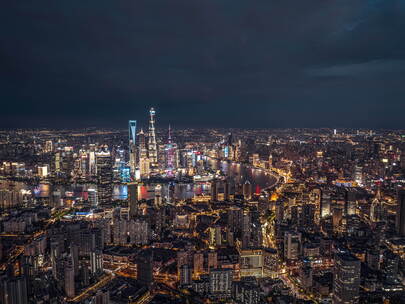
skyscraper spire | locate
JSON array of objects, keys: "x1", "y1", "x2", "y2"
[
  {"x1": 129, "y1": 120, "x2": 137, "y2": 145},
  {"x1": 138, "y1": 128, "x2": 147, "y2": 158},
  {"x1": 165, "y1": 124, "x2": 177, "y2": 175},
  {"x1": 129, "y1": 120, "x2": 137, "y2": 175},
  {"x1": 148, "y1": 107, "x2": 158, "y2": 166}
]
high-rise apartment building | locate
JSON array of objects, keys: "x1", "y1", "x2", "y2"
[
  {"x1": 209, "y1": 268, "x2": 233, "y2": 297},
  {"x1": 284, "y1": 231, "x2": 301, "y2": 261},
  {"x1": 333, "y1": 253, "x2": 360, "y2": 304},
  {"x1": 395, "y1": 189, "x2": 405, "y2": 236},
  {"x1": 128, "y1": 182, "x2": 138, "y2": 219},
  {"x1": 96, "y1": 150, "x2": 112, "y2": 204}
]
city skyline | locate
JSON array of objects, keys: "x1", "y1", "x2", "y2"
[
  {"x1": 2, "y1": 1, "x2": 405, "y2": 303},
  {"x1": 1, "y1": 118, "x2": 405, "y2": 303}
]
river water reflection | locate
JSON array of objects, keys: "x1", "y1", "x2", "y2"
[{"x1": 0, "y1": 158, "x2": 277, "y2": 202}]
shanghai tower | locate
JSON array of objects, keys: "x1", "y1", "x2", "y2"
[{"x1": 148, "y1": 107, "x2": 158, "y2": 167}]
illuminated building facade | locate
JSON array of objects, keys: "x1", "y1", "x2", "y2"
[
  {"x1": 129, "y1": 120, "x2": 137, "y2": 175},
  {"x1": 139, "y1": 157, "x2": 150, "y2": 178},
  {"x1": 239, "y1": 249, "x2": 263, "y2": 278},
  {"x1": 148, "y1": 108, "x2": 158, "y2": 168},
  {"x1": 95, "y1": 150, "x2": 112, "y2": 204},
  {"x1": 128, "y1": 182, "x2": 138, "y2": 218},
  {"x1": 333, "y1": 253, "x2": 360, "y2": 304},
  {"x1": 284, "y1": 231, "x2": 301, "y2": 261},
  {"x1": 164, "y1": 126, "x2": 178, "y2": 175},
  {"x1": 137, "y1": 129, "x2": 147, "y2": 160},
  {"x1": 396, "y1": 189, "x2": 405, "y2": 236}
]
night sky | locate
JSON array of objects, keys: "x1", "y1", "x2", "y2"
[{"x1": 1, "y1": 0, "x2": 405, "y2": 129}]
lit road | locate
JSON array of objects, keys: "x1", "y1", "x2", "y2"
[
  {"x1": 68, "y1": 273, "x2": 113, "y2": 302},
  {"x1": 279, "y1": 273, "x2": 308, "y2": 300},
  {"x1": 0, "y1": 245, "x2": 24, "y2": 271},
  {"x1": 131, "y1": 291, "x2": 154, "y2": 304},
  {"x1": 0, "y1": 208, "x2": 72, "y2": 271}
]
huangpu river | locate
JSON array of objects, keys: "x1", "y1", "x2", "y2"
[{"x1": 0, "y1": 158, "x2": 277, "y2": 202}]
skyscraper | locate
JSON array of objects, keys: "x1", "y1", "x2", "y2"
[
  {"x1": 382, "y1": 250, "x2": 399, "y2": 284},
  {"x1": 211, "y1": 180, "x2": 218, "y2": 202},
  {"x1": 193, "y1": 251, "x2": 204, "y2": 276},
  {"x1": 395, "y1": 189, "x2": 405, "y2": 236},
  {"x1": 90, "y1": 250, "x2": 103, "y2": 276},
  {"x1": 241, "y1": 210, "x2": 251, "y2": 249},
  {"x1": 137, "y1": 129, "x2": 149, "y2": 179},
  {"x1": 148, "y1": 107, "x2": 158, "y2": 167},
  {"x1": 137, "y1": 129, "x2": 147, "y2": 159},
  {"x1": 333, "y1": 253, "x2": 360, "y2": 304},
  {"x1": 232, "y1": 277, "x2": 260, "y2": 304},
  {"x1": 129, "y1": 120, "x2": 137, "y2": 175},
  {"x1": 0, "y1": 276, "x2": 28, "y2": 304},
  {"x1": 353, "y1": 165, "x2": 363, "y2": 186},
  {"x1": 154, "y1": 184, "x2": 162, "y2": 207},
  {"x1": 45, "y1": 140, "x2": 53, "y2": 153},
  {"x1": 164, "y1": 125, "x2": 178, "y2": 175},
  {"x1": 128, "y1": 182, "x2": 138, "y2": 219},
  {"x1": 301, "y1": 204, "x2": 315, "y2": 228},
  {"x1": 243, "y1": 181, "x2": 252, "y2": 201},
  {"x1": 88, "y1": 188, "x2": 98, "y2": 207},
  {"x1": 209, "y1": 226, "x2": 222, "y2": 248},
  {"x1": 89, "y1": 149, "x2": 96, "y2": 176},
  {"x1": 284, "y1": 231, "x2": 301, "y2": 261},
  {"x1": 96, "y1": 150, "x2": 112, "y2": 204},
  {"x1": 129, "y1": 120, "x2": 137, "y2": 145},
  {"x1": 209, "y1": 268, "x2": 233, "y2": 297},
  {"x1": 227, "y1": 207, "x2": 242, "y2": 234},
  {"x1": 223, "y1": 180, "x2": 230, "y2": 201},
  {"x1": 207, "y1": 251, "x2": 218, "y2": 271},
  {"x1": 139, "y1": 158, "x2": 150, "y2": 178},
  {"x1": 321, "y1": 190, "x2": 332, "y2": 218},
  {"x1": 275, "y1": 200, "x2": 284, "y2": 223},
  {"x1": 136, "y1": 252, "x2": 153, "y2": 288},
  {"x1": 180, "y1": 264, "x2": 193, "y2": 286},
  {"x1": 128, "y1": 219, "x2": 150, "y2": 245},
  {"x1": 64, "y1": 258, "x2": 75, "y2": 298}
]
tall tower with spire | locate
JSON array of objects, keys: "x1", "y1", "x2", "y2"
[
  {"x1": 148, "y1": 107, "x2": 158, "y2": 167},
  {"x1": 165, "y1": 125, "x2": 177, "y2": 175},
  {"x1": 138, "y1": 128, "x2": 150, "y2": 178},
  {"x1": 138, "y1": 129, "x2": 147, "y2": 159},
  {"x1": 129, "y1": 120, "x2": 137, "y2": 175},
  {"x1": 168, "y1": 124, "x2": 172, "y2": 144}
]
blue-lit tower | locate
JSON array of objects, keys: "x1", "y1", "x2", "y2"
[{"x1": 129, "y1": 120, "x2": 137, "y2": 145}]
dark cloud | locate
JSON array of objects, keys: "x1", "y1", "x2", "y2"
[{"x1": 1, "y1": 0, "x2": 404, "y2": 129}]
